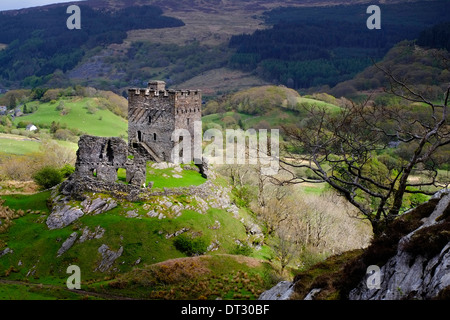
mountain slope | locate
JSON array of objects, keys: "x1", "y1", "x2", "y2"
[{"x1": 329, "y1": 40, "x2": 450, "y2": 99}]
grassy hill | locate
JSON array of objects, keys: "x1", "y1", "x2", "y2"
[
  {"x1": 13, "y1": 97, "x2": 128, "y2": 139},
  {"x1": 0, "y1": 133, "x2": 78, "y2": 156},
  {"x1": 202, "y1": 85, "x2": 342, "y2": 131},
  {"x1": 0, "y1": 168, "x2": 277, "y2": 300}
]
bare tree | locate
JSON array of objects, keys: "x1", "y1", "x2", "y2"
[
  {"x1": 269, "y1": 224, "x2": 299, "y2": 274},
  {"x1": 279, "y1": 69, "x2": 450, "y2": 234}
]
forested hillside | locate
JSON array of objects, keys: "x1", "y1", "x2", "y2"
[
  {"x1": 329, "y1": 41, "x2": 450, "y2": 99},
  {"x1": 0, "y1": 5, "x2": 183, "y2": 88},
  {"x1": 229, "y1": 1, "x2": 450, "y2": 89},
  {"x1": 417, "y1": 21, "x2": 450, "y2": 51}
]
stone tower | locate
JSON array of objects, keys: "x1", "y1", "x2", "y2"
[{"x1": 127, "y1": 80, "x2": 202, "y2": 163}]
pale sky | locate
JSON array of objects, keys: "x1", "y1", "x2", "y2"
[{"x1": 0, "y1": 0, "x2": 86, "y2": 11}]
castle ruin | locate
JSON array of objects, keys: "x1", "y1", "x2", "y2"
[
  {"x1": 66, "y1": 81, "x2": 203, "y2": 196},
  {"x1": 127, "y1": 80, "x2": 202, "y2": 163}
]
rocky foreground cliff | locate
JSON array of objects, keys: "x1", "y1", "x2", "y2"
[{"x1": 260, "y1": 190, "x2": 450, "y2": 300}]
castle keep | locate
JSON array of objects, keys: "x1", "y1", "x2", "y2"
[
  {"x1": 128, "y1": 80, "x2": 202, "y2": 163},
  {"x1": 69, "y1": 81, "x2": 203, "y2": 191}
]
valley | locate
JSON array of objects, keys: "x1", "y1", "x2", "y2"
[{"x1": 0, "y1": 0, "x2": 449, "y2": 303}]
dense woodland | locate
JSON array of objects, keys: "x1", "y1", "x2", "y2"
[
  {"x1": 0, "y1": 5, "x2": 183, "y2": 87},
  {"x1": 417, "y1": 21, "x2": 450, "y2": 52},
  {"x1": 229, "y1": 1, "x2": 450, "y2": 89}
]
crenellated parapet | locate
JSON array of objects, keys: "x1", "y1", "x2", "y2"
[{"x1": 127, "y1": 80, "x2": 202, "y2": 163}]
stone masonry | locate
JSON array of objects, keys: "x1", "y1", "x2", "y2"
[
  {"x1": 128, "y1": 80, "x2": 202, "y2": 163},
  {"x1": 62, "y1": 81, "x2": 204, "y2": 198}
]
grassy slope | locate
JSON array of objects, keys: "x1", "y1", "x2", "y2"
[
  {"x1": 0, "y1": 135, "x2": 41, "y2": 155},
  {"x1": 0, "y1": 171, "x2": 276, "y2": 300},
  {"x1": 99, "y1": 254, "x2": 273, "y2": 300},
  {"x1": 1, "y1": 96, "x2": 126, "y2": 156},
  {"x1": 13, "y1": 97, "x2": 128, "y2": 138},
  {"x1": 0, "y1": 134, "x2": 78, "y2": 155},
  {"x1": 296, "y1": 97, "x2": 341, "y2": 112}
]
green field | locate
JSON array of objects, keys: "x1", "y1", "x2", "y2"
[
  {"x1": 0, "y1": 136, "x2": 41, "y2": 155},
  {"x1": 116, "y1": 163, "x2": 208, "y2": 189},
  {"x1": 0, "y1": 282, "x2": 87, "y2": 300},
  {"x1": 202, "y1": 92, "x2": 341, "y2": 131},
  {"x1": 14, "y1": 98, "x2": 128, "y2": 138},
  {"x1": 0, "y1": 134, "x2": 78, "y2": 155},
  {"x1": 296, "y1": 97, "x2": 341, "y2": 113}
]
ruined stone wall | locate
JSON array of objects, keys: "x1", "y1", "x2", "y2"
[
  {"x1": 74, "y1": 135, "x2": 145, "y2": 187},
  {"x1": 68, "y1": 81, "x2": 204, "y2": 199},
  {"x1": 74, "y1": 135, "x2": 128, "y2": 183}
]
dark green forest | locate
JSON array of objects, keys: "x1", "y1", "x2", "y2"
[
  {"x1": 229, "y1": 1, "x2": 450, "y2": 89},
  {"x1": 417, "y1": 22, "x2": 450, "y2": 52},
  {"x1": 0, "y1": 5, "x2": 184, "y2": 87}
]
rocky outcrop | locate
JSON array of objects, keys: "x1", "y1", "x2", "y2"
[
  {"x1": 46, "y1": 204, "x2": 84, "y2": 230},
  {"x1": 47, "y1": 193, "x2": 118, "y2": 230},
  {"x1": 349, "y1": 191, "x2": 450, "y2": 300},
  {"x1": 95, "y1": 244, "x2": 124, "y2": 273},
  {"x1": 57, "y1": 232, "x2": 78, "y2": 257},
  {"x1": 56, "y1": 226, "x2": 106, "y2": 257},
  {"x1": 78, "y1": 226, "x2": 105, "y2": 243},
  {"x1": 259, "y1": 281, "x2": 294, "y2": 300},
  {"x1": 260, "y1": 190, "x2": 450, "y2": 300},
  {"x1": 81, "y1": 197, "x2": 117, "y2": 215}
]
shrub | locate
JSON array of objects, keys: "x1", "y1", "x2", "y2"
[
  {"x1": 232, "y1": 243, "x2": 253, "y2": 256},
  {"x1": 16, "y1": 121, "x2": 30, "y2": 129},
  {"x1": 54, "y1": 129, "x2": 74, "y2": 141},
  {"x1": 403, "y1": 222, "x2": 450, "y2": 258},
  {"x1": 32, "y1": 166, "x2": 63, "y2": 190},
  {"x1": 232, "y1": 185, "x2": 255, "y2": 208},
  {"x1": 174, "y1": 234, "x2": 208, "y2": 256},
  {"x1": 55, "y1": 101, "x2": 65, "y2": 111},
  {"x1": 60, "y1": 164, "x2": 75, "y2": 178}
]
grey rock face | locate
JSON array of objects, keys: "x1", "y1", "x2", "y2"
[
  {"x1": 46, "y1": 205, "x2": 84, "y2": 230},
  {"x1": 0, "y1": 247, "x2": 13, "y2": 258},
  {"x1": 349, "y1": 244, "x2": 450, "y2": 300},
  {"x1": 304, "y1": 288, "x2": 322, "y2": 300},
  {"x1": 57, "y1": 232, "x2": 79, "y2": 257},
  {"x1": 258, "y1": 281, "x2": 294, "y2": 300},
  {"x1": 81, "y1": 197, "x2": 117, "y2": 215},
  {"x1": 349, "y1": 192, "x2": 450, "y2": 300},
  {"x1": 95, "y1": 244, "x2": 124, "y2": 273}
]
